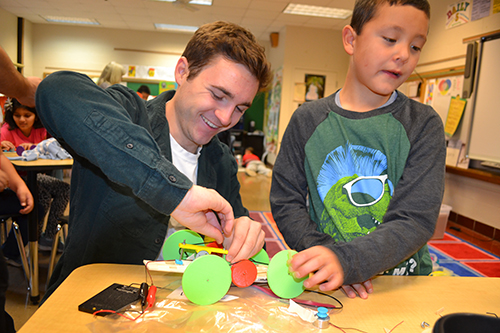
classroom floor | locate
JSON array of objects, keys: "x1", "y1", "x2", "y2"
[{"x1": 5, "y1": 172, "x2": 500, "y2": 331}]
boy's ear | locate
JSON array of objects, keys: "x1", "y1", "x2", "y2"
[
  {"x1": 342, "y1": 25, "x2": 356, "y2": 55},
  {"x1": 174, "y1": 56, "x2": 189, "y2": 86}
]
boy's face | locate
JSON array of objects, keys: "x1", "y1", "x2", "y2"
[
  {"x1": 168, "y1": 55, "x2": 259, "y2": 154},
  {"x1": 346, "y1": 4, "x2": 429, "y2": 99}
]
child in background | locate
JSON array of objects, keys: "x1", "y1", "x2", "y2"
[
  {"x1": 97, "y1": 61, "x2": 125, "y2": 89},
  {"x1": 271, "y1": 0, "x2": 445, "y2": 299},
  {"x1": 137, "y1": 85, "x2": 152, "y2": 101},
  {"x1": 1, "y1": 99, "x2": 46, "y2": 151},
  {"x1": 242, "y1": 147, "x2": 272, "y2": 177},
  {"x1": 1, "y1": 98, "x2": 70, "y2": 257}
]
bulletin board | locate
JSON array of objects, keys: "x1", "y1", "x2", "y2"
[{"x1": 406, "y1": 66, "x2": 465, "y2": 127}]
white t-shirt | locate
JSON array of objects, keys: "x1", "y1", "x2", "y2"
[{"x1": 156, "y1": 134, "x2": 201, "y2": 260}]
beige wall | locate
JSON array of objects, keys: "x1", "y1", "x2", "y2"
[
  {"x1": 0, "y1": 7, "x2": 19, "y2": 64},
  {"x1": 276, "y1": 25, "x2": 349, "y2": 150},
  {"x1": 30, "y1": 24, "x2": 194, "y2": 79}
]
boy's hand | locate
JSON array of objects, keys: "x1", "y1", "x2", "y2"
[
  {"x1": 289, "y1": 245, "x2": 344, "y2": 292},
  {"x1": 341, "y1": 279, "x2": 373, "y2": 299},
  {"x1": 222, "y1": 216, "x2": 265, "y2": 263}
]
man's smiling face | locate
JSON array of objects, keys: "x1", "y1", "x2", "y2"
[{"x1": 168, "y1": 55, "x2": 259, "y2": 154}]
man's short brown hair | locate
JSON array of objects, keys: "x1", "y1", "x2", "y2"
[{"x1": 182, "y1": 21, "x2": 271, "y2": 90}]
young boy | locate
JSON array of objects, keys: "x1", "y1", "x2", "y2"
[
  {"x1": 270, "y1": 0, "x2": 445, "y2": 299},
  {"x1": 243, "y1": 147, "x2": 272, "y2": 177}
]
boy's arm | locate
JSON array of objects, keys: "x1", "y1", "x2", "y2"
[{"x1": 271, "y1": 106, "x2": 335, "y2": 250}]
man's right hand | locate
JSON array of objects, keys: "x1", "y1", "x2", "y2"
[{"x1": 171, "y1": 185, "x2": 234, "y2": 244}]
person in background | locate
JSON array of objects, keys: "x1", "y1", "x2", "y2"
[
  {"x1": 96, "y1": 61, "x2": 125, "y2": 89},
  {"x1": 1, "y1": 98, "x2": 70, "y2": 256},
  {"x1": 271, "y1": 0, "x2": 445, "y2": 299},
  {"x1": 137, "y1": 85, "x2": 151, "y2": 101},
  {"x1": 36, "y1": 21, "x2": 271, "y2": 301},
  {"x1": 243, "y1": 147, "x2": 271, "y2": 177},
  {"x1": 0, "y1": 44, "x2": 40, "y2": 333}
]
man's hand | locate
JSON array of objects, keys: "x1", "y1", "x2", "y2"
[
  {"x1": 341, "y1": 279, "x2": 373, "y2": 299},
  {"x1": 16, "y1": 77, "x2": 41, "y2": 107},
  {"x1": 288, "y1": 245, "x2": 344, "y2": 292},
  {"x1": 222, "y1": 216, "x2": 265, "y2": 263},
  {"x1": 171, "y1": 185, "x2": 234, "y2": 244}
]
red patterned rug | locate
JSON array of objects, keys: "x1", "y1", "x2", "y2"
[{"x1": 250, "y1": 211, "x2": 500, "y2": 278}]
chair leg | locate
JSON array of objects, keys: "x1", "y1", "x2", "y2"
[
  {"x1": 47, "y1": 224, "x2": 62, "y2": 284},
  {"x1": 62, "y1": 223, "x2": 68, "y2": 246},
  {"x1": 0, "y1": 218, "x2": 7, "y2": 245},
  {"x1": 12, "y1": 222, "x2": 31, "y2": 286}
]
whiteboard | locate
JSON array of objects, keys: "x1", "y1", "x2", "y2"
[{"x1": 467, "y1": 33, "x2": 500, "y2": 164}]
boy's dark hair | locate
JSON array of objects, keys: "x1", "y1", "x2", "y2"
[
  {"x1": 182, "y1": 21, "x2": 271, "y2": 90},
  {"x1": 137, "y1": 85, "x2": 151, "y2": 94},
  {"x1": 350, "y1": 0, "x2": 430, "y2": 34},
  {"x1": 3, "y1": 98, "x2": 44, "y2": 131}
]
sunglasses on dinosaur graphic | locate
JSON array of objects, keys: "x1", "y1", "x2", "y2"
[{"x1": 342, "y1": 174, "x2": 389, "y2": 207}]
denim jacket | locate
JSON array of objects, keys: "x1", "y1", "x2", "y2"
[{"x1": 37, "y1": 71, "x2": 247, "y2": 299}]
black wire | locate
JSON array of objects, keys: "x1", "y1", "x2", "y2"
[
  {"x1": 304, "y1": 289, "x2": 343, "y2": 309},
  {"x1": 249, "y1": 258, "x2": 269, "y2": 265}
]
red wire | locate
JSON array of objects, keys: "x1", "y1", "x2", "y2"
[
  {"x1": 329, "y1": 323, "x2": 347, "y2": 333},
  {"x1": 144, "y1": 260, "x2": 154, "y2": 286},
  {"x1": 388, "y1": 320, "x2": 404, "y2": 332}
]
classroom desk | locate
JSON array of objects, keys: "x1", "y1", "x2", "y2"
[
  {"x1": 6, "y1": 152, "x2": 73, "y2": 304},
  {"x1": 19, "y1": 263, "x2": 500, "y2": 333}
]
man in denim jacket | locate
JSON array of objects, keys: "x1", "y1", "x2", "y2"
[{"x1": 36, "y1": 21, "x2": 271, "y2": 300}]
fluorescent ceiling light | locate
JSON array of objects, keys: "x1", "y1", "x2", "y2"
[
  {"x1": 151, "y1": 0, "x2": 212, "y2": 5},
  {"x1": 41, "y1": 15, "x2": 100, "y2": 25},
  {"x1": 283, "y1": 3, "x2": 352, "y2": 19},
  {"x1": 154, "y1": 23, "x2": 198, "y2": 32}
]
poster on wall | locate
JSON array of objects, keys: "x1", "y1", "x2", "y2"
[
  {"x1": 304, "y1": 74, "x2": 325, "y2": 101},
  {"x1": 494, "y1": 0, "x2": 500, "y2": 13},
  {"x1": 427, "y1": 76, "x2": 464, "y2": 125},
  {"x1": 123, "y1": 65, "x2": 175, "y2": 81},
  {"x1": 446, "y1": 2, "x2": 472, "y2": 29},
  {"x1": 293, "y1": 82, "x2": 306, "y2": 102},
  {"x1": 471, "y1": 0, "x2": 491, "y2": 21},
  {"x1": 264, "y1": 67, "x2": 283, "y2": 157},
  {"x1": 159, "y1": 81, "x2": 177, "y2": 94},
  {"x1": 424, "y1": 79, "x2": 435, "y2": 106},
  {"x1": 128, "y1": 65, "x2": 136, "y2": 78}
]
